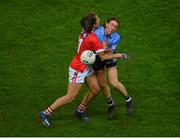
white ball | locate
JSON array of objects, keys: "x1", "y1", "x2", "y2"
[{"x1": 80, "y1": 50, "x2": 96, "y2": 65}]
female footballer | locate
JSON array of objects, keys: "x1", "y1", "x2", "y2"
[
  {"x1": 39, "y1": 13, "x2": 128, "y2": 127},
  {"x1": 75, "y1": 17, "x2": 133, "y2": 121}
]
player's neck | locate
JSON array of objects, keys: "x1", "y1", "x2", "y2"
[
  {"x1": 104, "y1": 28, "x2": 111, "y2": 37},
  {"x1": 104, "y1": 28, "x2": 108, "y2": 36}
]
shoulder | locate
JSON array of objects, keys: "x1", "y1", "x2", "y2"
[
  {"x1": 112, "y1": 32, "x2": 120, "y2": 40},
  {"x1": 87, "y1": 33, "x2": 102, "y2": 46},
  {"x1": 111, "y1": 32, "x2": 120, "y2": 44},
  {"x1": 87, "y1": 32, "x2": 98, "y2": 41},
  {"x1": 88, "y1": 32, "x2": 96, "y2": 38},
  {"x1": 94, "y1": 26, "x2": 104, "y2": 34}
]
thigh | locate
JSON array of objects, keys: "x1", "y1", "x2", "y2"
[
  {"x1": 107, "y1": 66, "x2": 119, "y2": 83},
  {"x1": 66, "y1": 83, "x2": 83, "y2": 99},
  {"x1": 69, "y1": 67, "x2": 85, "y2": 83},
  {"x1": 95, "y1": 69, "x2": 107, "y2": 87},
  {"x1": 85, "y1": 73, "x2": 101, "y2": 94}
]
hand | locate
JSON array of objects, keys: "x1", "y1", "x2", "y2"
[{"x1": 121, "y1": 53, "x2": 128, "y2": 60}]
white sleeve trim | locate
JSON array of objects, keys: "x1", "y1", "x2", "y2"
[{"x1": 95, "y1": 49, "x2": 104, "y2": 53}]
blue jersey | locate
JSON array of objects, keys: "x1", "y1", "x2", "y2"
[{"x1": 94, "y1": 26, "x2": 120, "y2": 52}]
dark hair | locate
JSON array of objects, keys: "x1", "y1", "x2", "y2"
[
  {"x1": 80, "y1": 13, "x2": 97, "y2": 33},
  {"x1": 106, "y1": 17, "x2": 119, "y2": 24},
  {"x1": 104, "y1": 17, "x2": 120, "y2": 28}
]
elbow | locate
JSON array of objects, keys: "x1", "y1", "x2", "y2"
[{"x1": 99, "y1": 55, "x2": 106, "y2": 60}]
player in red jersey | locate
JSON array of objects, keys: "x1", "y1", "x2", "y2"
[{"x1": 39, "y1": 13, "x2": 127, "y2": 127}]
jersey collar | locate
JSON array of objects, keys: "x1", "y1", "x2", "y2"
[{"x1": 102, "y1": 26, "x2": 113, "y2": 38}]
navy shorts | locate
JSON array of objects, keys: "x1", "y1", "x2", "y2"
[{"x1": 92, "y1": 55, "x2": 117, "y2": 71}]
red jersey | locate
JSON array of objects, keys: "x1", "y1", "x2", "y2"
[{"x1": 70, "y1": 31, "x2": 104, "y2": 72}]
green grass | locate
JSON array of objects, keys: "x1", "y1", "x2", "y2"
[{"x1": 0, "y1": 0, "x2": 180, "y2": 136}]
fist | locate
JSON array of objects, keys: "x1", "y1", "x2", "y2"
[{"x1": 121, "y1": 53, "x2": 128, "y2": 60}]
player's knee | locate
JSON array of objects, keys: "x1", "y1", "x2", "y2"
[
  {"x1": 99, "y1": 81, "x2": 108, "y2": 89},
  {"x1": 65, "y1": 94, "x2": 76, "y2": 103},
  {"x1": 110, "y1": 80, "x2": 119, "y2": 88},
  {"x1": 96, "y1": 86, "x2": 101, "y2": 93},
  {"x1": 88, "y1": 91, "x2": 97, "y2": 98},
  {"x1": 91, "y1": 86, "x2": 101, "y2": 96}
]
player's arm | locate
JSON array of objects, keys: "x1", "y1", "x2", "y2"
[
  {"x1": 97, "y1": 52, "x2": 127, "y2": 61},
  {"x1": 92, "y1": 34, "x2": 128, "y2": 60}
]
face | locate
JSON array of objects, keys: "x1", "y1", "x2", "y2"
[{"x1": 105, "y1": 20, "x2": 119, "y2": 35}]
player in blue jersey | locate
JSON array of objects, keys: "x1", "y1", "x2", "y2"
[{"x1": 75, "y1": 17, "x2": 133, "y2": 121}]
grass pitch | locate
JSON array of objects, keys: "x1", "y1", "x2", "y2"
[{"x1": 0, "y1": 0, "x2": 179, "y2": 136}]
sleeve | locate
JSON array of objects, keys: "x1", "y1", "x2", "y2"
[
  {"x1": 91, "y1": 36, "x2": 104, "y2": 54},
  {"x1": 110, "y1": 34, "x2": 120, "y2": 52}
]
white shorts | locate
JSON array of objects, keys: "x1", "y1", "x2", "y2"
[{"x1": 69, "y1": 66, "x2": 94, "y2": 83}]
